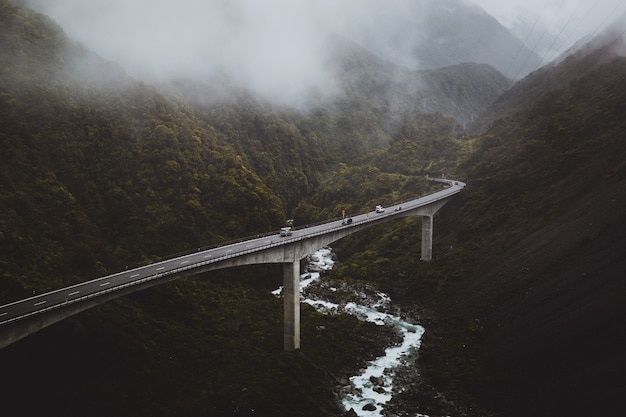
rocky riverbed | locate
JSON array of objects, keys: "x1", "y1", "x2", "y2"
[{"x1": 300, "y1": 249, "x2": 485, "y2": 417}]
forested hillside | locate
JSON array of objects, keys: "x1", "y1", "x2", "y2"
[
  {"x1": 173, "y1": 36, "x2": 509, "y2": 213},
  {"x1": 441, "y1": 33, "x2": 626, "y2": 416},
  {"x1": 0, "y1": 2, "x2": 288, "y2": 296},
  {"x1": 2, "y1": 1, "x2": 625, "y2": 417},
  {"x1": 1, "y1": 0, "x2": 499, "y2": 304},
  {"x1": 332, "y1": 29, "x2": 626, "y2": 416},
  {"x1": 0, "y1": 3, "x2": 405, "y2": 416}
]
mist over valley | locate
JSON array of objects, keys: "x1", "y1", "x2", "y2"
[{"x1": 1, "y1": 1, "x2": 626, "y2": 416}]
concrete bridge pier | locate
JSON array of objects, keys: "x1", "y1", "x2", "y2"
[
  {"x1": 416, "y1": 198, "x2": 450, "y2": 261},
  {"x1": 283, "y1": 261, "x2": 301, "y2": 351},
  {"x1": 421, "y1": 215, "x2": 434, "y2": 261}
]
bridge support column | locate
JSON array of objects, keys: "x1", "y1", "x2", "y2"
[
  {"x1": 421, "y1": 215, "x2": 434, "y2": 261},
  {"x1": 283, "y1": 261, "x2": 300, "y2": 351}
]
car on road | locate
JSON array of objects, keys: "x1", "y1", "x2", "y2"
[
  {"x1": 280, "y1": 227, "x2": 292, "y2": 237},
  {"x1": 375, "y1": 205, "x2": 385, "y2": 213}
]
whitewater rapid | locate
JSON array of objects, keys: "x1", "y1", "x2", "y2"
[{"x1": 273, "y1": 247, "x2": 426, "y2": 417}]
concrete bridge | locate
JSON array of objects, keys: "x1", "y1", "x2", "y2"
[{"x1": 0, "y1": 178, "x2": 465, "y2": 350}]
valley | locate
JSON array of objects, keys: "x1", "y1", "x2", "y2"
[{"x1": 1, "y1": 1, "x2": 625, "y2": 416}]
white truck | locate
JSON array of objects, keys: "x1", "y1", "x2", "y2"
[
  {"x1": 375, "y1": 205, "x2": 385, "y2": 213},
  {"x1": 280, "y1": 227, "x2": 292, "y2": 237}
]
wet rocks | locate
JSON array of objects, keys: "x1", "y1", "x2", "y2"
[
  {"x1": 362, "y1": 403, "x2": 377, "y2": 411},
  {"x1": 344, "y1": 408, "x2": 358, "y2": 417}
]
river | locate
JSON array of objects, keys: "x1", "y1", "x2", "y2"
[{"x1": 273, "y1": 247, "x2": 426, "y2": 417}]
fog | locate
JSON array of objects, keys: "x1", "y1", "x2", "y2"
[
  {"x1": 475, "y1": 0, "x2": 626, "y2": 61},
  {"x1": 23, "y1": 0, "x2": 626, "y2": 104},
  {"x1": 21, "y1": 0, "x2": 441, "y2": 104}
]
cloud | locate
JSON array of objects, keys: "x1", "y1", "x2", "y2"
[
  {"x1": 22, "y1": 0, "x2": 436, "y2": 104},
  {"x1": 22, "y1": 0, "x2": 626, "y2": 104},
  {"x1": 24, "y1": 0, "x2": 344, "y2": 104}
]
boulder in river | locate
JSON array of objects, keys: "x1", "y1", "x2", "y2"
[{"x1": 362, "y1": 403, "x2": 377, "y2": 411}]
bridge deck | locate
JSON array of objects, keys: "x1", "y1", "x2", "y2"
[{"x1": 0, "y1": 179, "x2": 464, "y2": 348}]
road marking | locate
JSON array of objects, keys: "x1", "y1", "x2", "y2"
[
  {"x1": 68, "y1": 291, "x2": 80, "y2": 296},
  {"x1": 0, "y1": 312, "x2": 7, "y2": 317},
  {"x1": 130, "y1": 273, "x2": 139, "y2": 278},
  {"x1": 181, "y1": 260, "x2": 189, "y2": 265},
  {"x1": 204, "y1": 254, "x2": 212, "y2": 258},
  {"x1": 99, "y1": 282, "x2": 111, "y2": 287},
  {"x1": 34, "y1": 301, "x2": 46, "y2": 307},
  {"x1": 156, "y1": 267, "x2": 165, "y2": 271}
]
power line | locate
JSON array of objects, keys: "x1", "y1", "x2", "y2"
[
  {"x1": 587, "y1": 24, "x2": 626, "y2": 69},
  {"x1": 585, "y1": 0, "x2": 626, "y2": 41},
  {"x1": 503, "y1": 0, "x2": 550, "y2": 78},
  {"x1": 513, "y1": 0, "x2": 568, "y2": 80},
  {"x1": 505, "y1": 0, "x2": 626, "y2": 80},
  {"x1": 533, "y1": 0, "x2": 586, "y2": 69},
  {"x1": 549, "y1": 1, "x2": 600, "y2": 59},
  {"x1": 546, "y1": 0, "x2": 626, "y2": 64}
]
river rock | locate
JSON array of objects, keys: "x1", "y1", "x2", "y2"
[
  {"x1": 344, "y1": 408, "x2": 358, "y2": 417},
  {"x1": 362, "y1": 403, "x2": 377, "y2": 411},
  {"x1": 369, "y1": 375, "x2": 384, "y2": 386}
]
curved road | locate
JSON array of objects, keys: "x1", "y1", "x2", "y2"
[{"x1": 0, "y1": 179, "x2": 465, "y2": 326}]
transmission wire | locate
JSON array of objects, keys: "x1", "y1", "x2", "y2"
[
  {"x1": 586, "y1": 0, "x2": 626, "y2": 40},
  {"x1": 533, "y1": 0, "x2": 586, "y2": 69},
  {"x1": 553, "y1": 0, "x2": 626, "y2": 63},
  {"x1": 513, "y1": 0, "x2": 568, "y2": 80},
  {"x1": 503, "y1": 0, "x2": 550, "y2": 78}
]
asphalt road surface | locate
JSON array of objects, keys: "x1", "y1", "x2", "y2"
[{"x1": 0, "y1": 179, "x2": 464, "y2": 325}]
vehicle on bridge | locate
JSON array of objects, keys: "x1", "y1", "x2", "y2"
[
  {"x1": 342, "y1": 218, "x2": 353, "y2": 225},
  {"x1": 0, "y1": 177, "x2": 464, "y2": 351}
]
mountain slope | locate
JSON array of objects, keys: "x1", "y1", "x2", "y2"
[
  {"x1": 464, "y1": 179, "x2": 626, "y2": 416},
  {"x1": 472, "y1": 23, "x2": 626, "y2": 132},
  {"x1": 0, "y1": 0, "x2": 285, "y2": 296},
  {"x1": 412, "y1": 0, "x2": 543, "y2": 77},
  {"x1": 170, "y1": 35, "x2": 510, "y2": 215},
  {"x1": 333, "y1": 0, "x2": 542, "y2": 78},
  {"x1": 0, "y1": 4, "x2": 398, "y2": 415},
  {"x1": 418, "y1": 32, "x2": 626, "y2": 416},
  {"x1": 328, "y1": 35, "x2": 512, "y2": 126},
  {"x1": 305, "y1": 26, "x2": 626, "y2": 417}
]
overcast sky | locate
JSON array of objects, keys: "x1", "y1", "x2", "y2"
[{"x1": 23, "y1": 0, "x2": 626, "y2": 104}]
